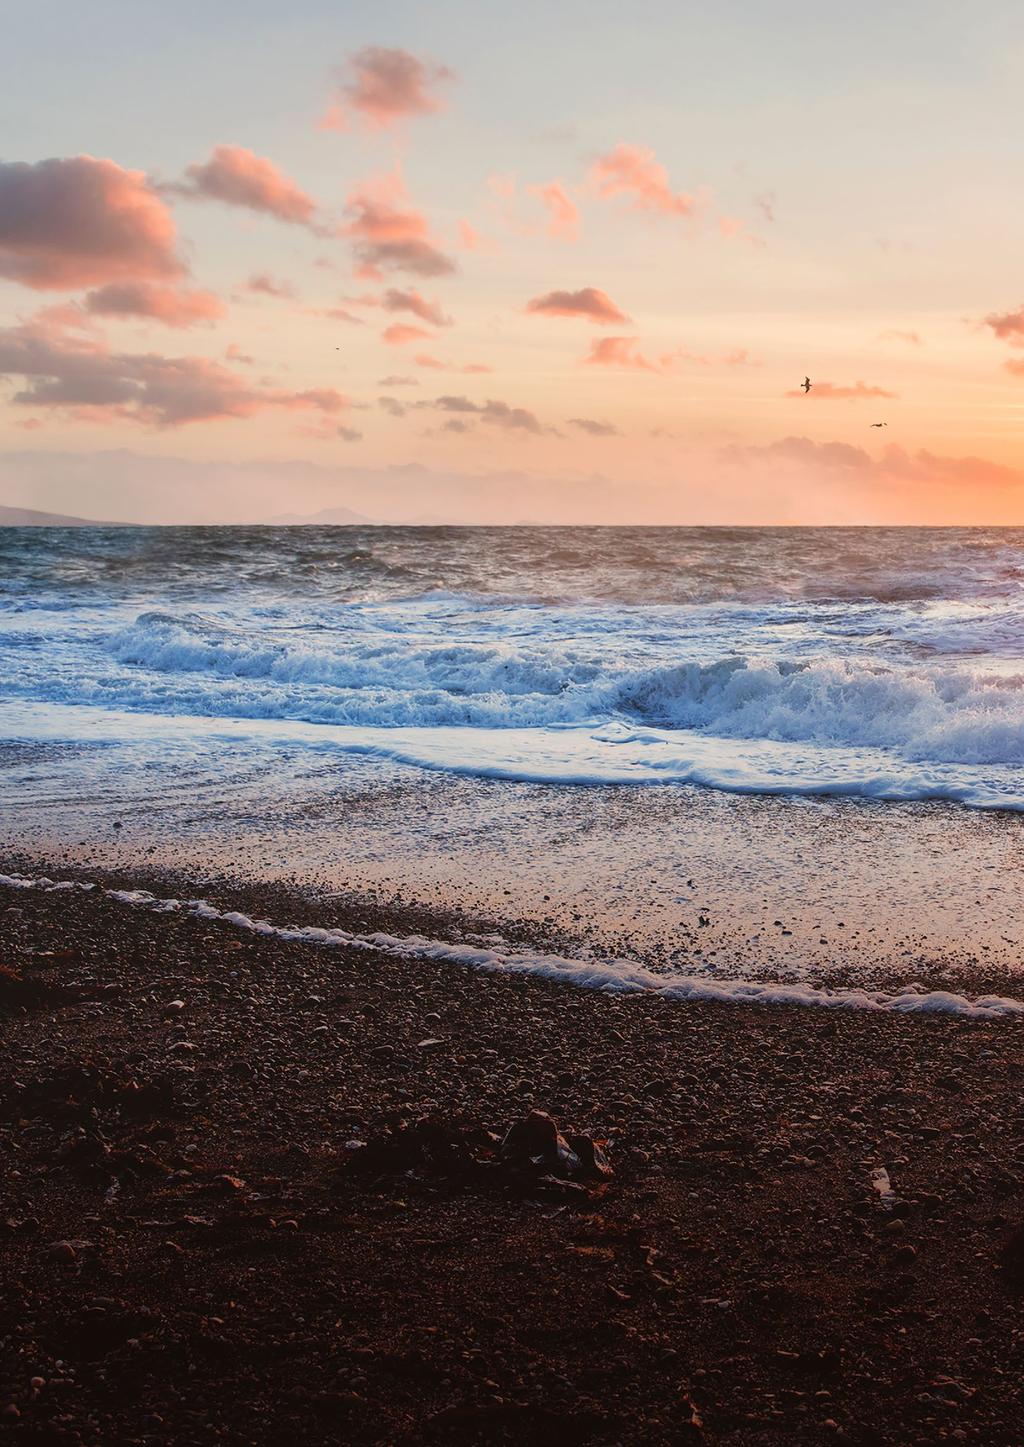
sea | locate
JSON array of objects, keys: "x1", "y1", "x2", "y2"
[
  {"x1": 3, "y1": 524, "x2": 1024, "y2": 1013},
  {"x1": 2, "y1": 524, "x2": 1024, "y2": 809}
]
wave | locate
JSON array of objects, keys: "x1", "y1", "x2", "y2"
[
  {"x1": 99, "y1": 611, "x2": 1024, "y2": 767},
  {"x1": 3, "y1": 871, "x2": 1021, "y2": 1018}
]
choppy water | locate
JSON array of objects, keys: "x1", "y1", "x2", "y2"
[{"x1": 3, "y1": 524, "x2": 1024, "y2": 808}]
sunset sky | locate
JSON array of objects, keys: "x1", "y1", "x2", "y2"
[{"x1": 3, "y1": 0, "x2": 1024, "y2": 524}]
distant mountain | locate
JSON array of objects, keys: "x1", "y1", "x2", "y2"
[
  {"x1": 0, "y1": 503, "x2": 126, "y2": 527},
  {"x1": 268, "y1": 505, "x2": 376, "y2": 526}
]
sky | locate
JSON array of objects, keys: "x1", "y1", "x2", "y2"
[{"x1": 2, "y1": 0, "x2": 1024, "y2": 524}]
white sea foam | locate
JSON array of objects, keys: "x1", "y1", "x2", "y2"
[{"x1": 1, "y1": 871, "x2": 1021, "y2": 1019}]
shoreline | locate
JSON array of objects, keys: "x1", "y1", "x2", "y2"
[{"x1": 4, "y1": 859, "x2": 1024, "y2": 1442}]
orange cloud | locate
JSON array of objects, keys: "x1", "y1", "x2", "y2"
[
  {"x1": 526, "y1": 287, "x2": 629, "y2": 325},
  {"x1": 180, "y1": 145, "x2": 317, "y2": 228},
  {"x1": 0, "y1": 315, "x2": 348, "y2": 427},
  {"x1": 529, "y1": 181, "x2": 580, "y2": 240},
  {"x1": 380, "y1": 287, "x2": 451, "y2": 326},
  {"x1": 1005, "y1": 358, "x2": 1024, "y2": 376},
  {"x1": 582, "y1": 336, "x2": 674, "y2": 373},
  {"x1": 0, "y1": 155, "x2": 183, "y2": 291},
  {"x1": 879, "y1": 329, "x2": 922, "y2": 346},
  {"x1": 321, "y1": 47, "x2": 453, "y2": 131},
  {"x1": 382, "y1": 323, "x2": 432, "y2": 346},
  {"x1": 785, "y1": 381, "x2": 896, "y2": 400},
  {"x1": 984, "y1": 305, "x2": 1024, "y2": 346},
  {"x1": 84, "y1": 282, "x2": 225, "y2": 329},
  {"x1": 590, "y1": 144, "x2": 696, "y2": 218},
  {"x1": 344, "y1": 172, "x2": 456, "y2": 278}
]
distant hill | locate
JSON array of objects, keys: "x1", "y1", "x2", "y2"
[
  {"x1": 0, "y1": 504, "x2": 126, "y2": 527},
  {"x1": 268, "y1": 505, "x2": 375, "y2": 526}
]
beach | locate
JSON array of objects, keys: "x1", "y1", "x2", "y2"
[
  {"x1": 4, "y1": 524, "x2": 1024, "y2": 1441},
  {"x1": 4, "y1": 859, "x2": 1024, "y2": 1444}
]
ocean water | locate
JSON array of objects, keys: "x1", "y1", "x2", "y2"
[{"x1": 3, "y1": 524, "x2": 1024, "y2": 810}]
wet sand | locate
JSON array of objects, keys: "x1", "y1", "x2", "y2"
[{"x1": 4, "y1": 862, "x2": 1024, "y2": 1444}]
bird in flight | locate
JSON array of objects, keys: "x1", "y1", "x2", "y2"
[
  {"x1": 801, "y1": 376, "x2": 812, "y2": 393},
  {"x1": 869, "y1": 422, "x2": 888, "y2": 428}
]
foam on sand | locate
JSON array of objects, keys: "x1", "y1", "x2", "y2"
[{"x1": 3, "y1": 872, "x2": 1022, "y2": 1020}]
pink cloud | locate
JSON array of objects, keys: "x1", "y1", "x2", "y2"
[
  {"x1": 383, "y1": 322, "x2": 432, "y2": 346},
  {"x1": 984, "y1": 306, "x2": 1024, "y2": 347},
  {"x1": 590, "y1": 144, "x2": 695, "y2": 218},
  {"x1": 324, "y1": 306, "x2": 365, "y2": 325},
  {"x1": 569, "y1": 417, "x2": 619, "y2": 437},
  {"x1": 412, "y1": 353, "x2": 491, "y2": 373},
  {"x1": 1005, "y1": 358, "x2": 1024, "y2": 376},
  {"x1": 225, "y1": 343, "x2": 254, "y2": 365},
  {"x1": 321, "y1": 47, "x2": 453, "y2": 131},
  {"x1": 380, "y1": 287, "x2": 451, "y2": 326},
  {"x1": 785, "y1": 381, "x2": 896, "y2": 400},
  {"x1": 526, "y1": 287, "x2": 629, "y2": 325},
  {"x1": 582, "y1": 336, "x2": 674, "y2": 373},
  {"x1": 378, "y1": 373, "x2": 419, "y2": 386},
  {"x1": 0, "y1": 315, "x2": 348, "y2": 427},
  {"x1": 458, "y1": 219, "x2": 496, "y2": 253},
  {"x1": 528, "y1": 181, "x2": 580, "y2": 241},
  {"x1": 0, "y1": 155, "x2": 183, "y2": 291},
  {"x1": 344, "y1": 172, "x2": 456, "y2": 278},
  {"x1": 179, "y1": 145, "x2": 318, "y2": 228},
  {"x1": 84, "y1": 282, "x2": 226, "y2": 329},
  {"x1": 245, "y1": 273, "x2": 297, "y2": 299}
]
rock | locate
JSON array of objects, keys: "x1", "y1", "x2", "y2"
[{"x1": 48, "y1": 1240, "x2": 77, "y2": 1263}]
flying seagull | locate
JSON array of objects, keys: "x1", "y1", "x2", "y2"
[
  {"x1": 801, "y1": 376, "x2": 812, "y2": 393},
  {"x1": 869, "y1": 422, "x2": 888, "y2": 428}
]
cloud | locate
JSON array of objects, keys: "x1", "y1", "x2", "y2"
[
  {"x1": 178, "y1": 145, "x2": 317, "y2": 228},
  {"x1": 321, "y1": 47, "x2": 453, "y2": 131},
  {"x1": 458, "y1": 219, "x2": 495, "y2": 253},
  {"x1": 525, "y1": 287, "x2": 629, "y2": 325},
  {"x1": 338, "y1": 426, "x2": 363, "y2": 442},
  {"x1": 413, "y1": 353, "x2": 490, "y2": 373},
  {"x1": 0, "y1": 316, "x2": 348, "y2": 427},
  {"x1": 785, "y1": 380, "x2": 896, "y2": 400},
  {"x1": 379, "y1": 396, "x2": 407, "y2": 417},
  {"x1": 344, "y1": 172, "x2": 456, "y2": 278},
  {"x1": 878, "y1": 329, "x2": 922, "y2": 346},
  {"x1": 225, "y1": 343, "x2": 254, "y2": 365},
  {"x1": 590, "y1": 144, "x2": 695, "y2": 218},
  {"x1": 722, "y1": 435, "x2": 1023, "y2": 495},
  {"x1": 528, "y1": 181, "x2": 579, "y2": 240},
  {"x1": 569, "y1": 416, "x2": 619, "y2": 436},
  {"x1": 582, "y1": 335, "x2": 674, "y2": 373},
  {"x1": 430, "y1": 394, "x2": 543, "y2": 433},
  {"x1": 83, "y1": 282, "x2": 225, "y2": 329},
  {"x1": 382, "y1": 323, "x2": 432, "y2": 346},
  {"x1": 754, "y1": 191, "x2": 776, "y2": 224},
  {"x1": 0, "y1": 155, "x2": 183, "y2": 291},
  {"x1": 245, "y1": 272, "x2": 297, "y2": 299},
  {"x1": 378, "y1": 373, "x2": 419, "y2": 386},
  {"x1": 380, "y1": 287, "x2": 450, "y2": 326},
  {"x1": 1004, "y1": 358, "x2": 1024, "y2": 377},
  {"x1": 324, "y1": 306, "x2": 365, "y2": 325},
  {"x1": 984, "y1": 305, "x2": 1024, "y2": 347}
]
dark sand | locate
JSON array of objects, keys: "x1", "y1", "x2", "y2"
[{"x1": 4, "y1": 863, "x2": 1024, "y2": 1444}]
